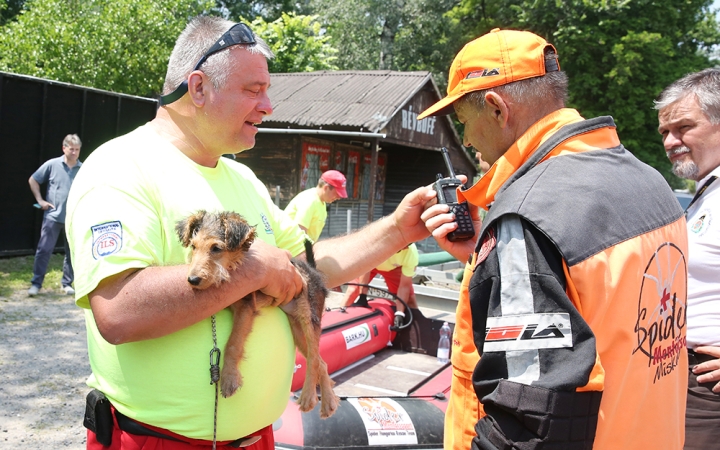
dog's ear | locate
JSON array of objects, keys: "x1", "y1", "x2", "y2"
[
  {"x1": 176, "y1": 210, "x2": 207, "y2": 247},
  {"x1": 222, "y1": 212, "x2": 256, "y2": 252},
  {"x1": 241, "y1": 226, "x2": 257, "y2": 253}
]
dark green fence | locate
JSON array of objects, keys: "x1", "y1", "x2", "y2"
[{"x1": 0, "y1": 71, "x2": 157, "y2": 256}]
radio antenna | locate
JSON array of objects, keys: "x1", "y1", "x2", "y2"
[{"x1": 440, "y1": 147, "x2": 456, "y2": 178}]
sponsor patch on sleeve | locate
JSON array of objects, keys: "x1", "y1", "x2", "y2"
[
  {"x1": 484, "y1": 313, "x2": 572, "y2": 352},
  {"x1": 91, "y1": 221, "x2": 123, "y2": 259}
]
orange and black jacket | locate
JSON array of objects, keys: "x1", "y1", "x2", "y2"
[{"x1": 462, "y1": 113, "x2": 688, "y2": 449}]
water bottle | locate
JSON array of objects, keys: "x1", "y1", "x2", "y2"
[{"x1": 437, "y1": 322, "x2": 451, "y2": 364}]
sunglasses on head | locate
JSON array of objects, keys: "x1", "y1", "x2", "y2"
[{"x1": 160, "y1": 23, "x2": 256, "y2": 106}]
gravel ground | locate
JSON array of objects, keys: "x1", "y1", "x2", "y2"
[{"x1": 0, "y1": 288, "x2": 89, "y2": 449}]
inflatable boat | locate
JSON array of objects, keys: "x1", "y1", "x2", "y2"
[{"x1": 274, "y1": 285, "x2": 453, "y2": 449}]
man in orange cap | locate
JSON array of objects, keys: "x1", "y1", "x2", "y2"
[{"x1": 418, "y1": 29, "x2": 689, "y2": 449}]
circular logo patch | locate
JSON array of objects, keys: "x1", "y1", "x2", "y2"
[{"x1": 689, "y1": 209, "x2": 712, "y2": 236}]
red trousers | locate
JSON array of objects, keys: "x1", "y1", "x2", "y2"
[
  {"x1": 368, "y1": 267, "x2": 402, "y2": 293},
  {"x1": 86, "y1": 406, "x2": 274, "y2": 450}
]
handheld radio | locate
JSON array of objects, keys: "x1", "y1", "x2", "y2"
[{"x1": 433, "y1": 147, "x2": 475, "y2": 242}]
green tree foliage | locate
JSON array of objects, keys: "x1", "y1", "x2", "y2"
[
  {"x1": 307, "y1": 0, "x2": 385, "y2": 70},
  {"x1": 389, "y1": 0, "x2": 460, "y2": 87},
  {"x1": 217, "y1": 0, "x2": 312, "y2": 22},
  {"x1": 0, "y1": 0, "x2": 213, "y2": 97},
  {"x1": 0, "y1": 0, "x2": 26, "y2": 25},
  {"x1": 448, "y1": 0, "x2": 720, "y2": 186},
  {"x1": 250, "y1": 12, "x2": 338, "y2": 73},
  {"x1": 309, "y1": 0, "x2": 457, "y2": 81}
]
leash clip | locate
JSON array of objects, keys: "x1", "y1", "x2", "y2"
[{"x1": 209, "y1": 347, "x2": 221, "y2": 385}]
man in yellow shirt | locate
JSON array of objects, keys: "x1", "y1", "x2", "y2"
[
  {"x1": 284, "y1": 170, "x2": 347, "y2": 241},
  {"x1": 68, "y1": 16, "x2": 434, "y2": 450}
]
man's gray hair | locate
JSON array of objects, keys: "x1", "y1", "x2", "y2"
[
  {"x1": 163, "y1": 16, "x2": 274, "y2": 95},
  {"x1": 654, "y1": 68, "x2": 720, "y2": 125},
  {"x1": 63, "y1": 134, "x2": 82, "y2": 147}
]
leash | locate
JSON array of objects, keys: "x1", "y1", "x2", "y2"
[{"x1": 209, "y1": 314, "x2": 221, "y2": 450}]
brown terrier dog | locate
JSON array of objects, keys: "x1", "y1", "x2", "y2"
[{"x1": 176, "y1": 210, "x2": 339, "y2": 419}]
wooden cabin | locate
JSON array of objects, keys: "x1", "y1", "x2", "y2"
[{"x1": 235, "y1": 70, "x2": 476, "y2": 252}]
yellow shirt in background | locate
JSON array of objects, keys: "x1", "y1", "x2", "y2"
[
  {"x1": 375, "y1": 243, "x2": 419, "y2": 277},
  {"x1": 284, "y1": 188, "x2": 327, "y2": 241}
]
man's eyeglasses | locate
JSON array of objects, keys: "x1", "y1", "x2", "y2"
[{"x1": 160, "y1": 23, "x2": 256, "y2": 106}]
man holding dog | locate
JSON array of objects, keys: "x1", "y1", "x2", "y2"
[
  {"x1": 655, "y1": 68, "x2": 720, "y2": 449},
  {"x1": 417, "y1": 29, "x2": 688, "y2": 449},
  {"x1": 66, "y1": 16, "x2": 434, "y2": 450}
]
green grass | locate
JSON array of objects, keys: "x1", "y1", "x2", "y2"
[{"x1": 0, "y1": 254, "x2": 66, "y2": 297}]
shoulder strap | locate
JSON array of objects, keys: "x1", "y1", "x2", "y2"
[{"x1": 496, "y1": 116, "x2": 616, "y2": 197}]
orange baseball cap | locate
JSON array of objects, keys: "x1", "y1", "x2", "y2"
[{"x1": 417, "y1": 28, "x2": 559, "y2": 120}]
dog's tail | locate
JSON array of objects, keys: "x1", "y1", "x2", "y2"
[{"x1": 304, "y1": 240, "x2": 317, "y2": 268}]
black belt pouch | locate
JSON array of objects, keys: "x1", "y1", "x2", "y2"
[{"x1": 83, "y1": 389, "x2": 113, "y2": 447}]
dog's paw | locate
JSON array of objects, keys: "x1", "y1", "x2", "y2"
[
  {"x1": 319, "y1": 392, "x2": 340, "y2": 419},
  {"x1": 296, "y1": 389, "x2": 319, "y2": 412},
  {"x1": 220, "y1": 373, "x2": 243, "y2": 398}
]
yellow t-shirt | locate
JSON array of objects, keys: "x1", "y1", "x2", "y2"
[
  {"x1": 284, "y1": 188, "x2": 326, "y2": 241},
  {"x1": 375, "y1": 243, "x2": 419, "y2": 277},
  {"x1": 66, "y1": 124, "x2": 305, "y2": 441}
]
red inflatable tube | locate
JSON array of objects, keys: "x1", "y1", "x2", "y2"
[{"x1": 291, "y1": 299, "x2": 396, "y2": 391}]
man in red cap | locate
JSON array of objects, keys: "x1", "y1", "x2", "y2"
[
  {"x1": 418, "y1": 29, "x2": 688, "y2": 449},
  {"x1": 285, "y1": 169, "x2": 347, "y2": 241}
]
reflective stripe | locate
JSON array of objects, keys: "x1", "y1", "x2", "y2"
[
  {"x1": 506, "y1": 350, "x2": 540, "y2": 385},
  {"x1": 498, "y1": 216, "x2": 533, "y2": 315},
  {"x1": 496, "y1": 216, "x2": 540, "y2": 385}
]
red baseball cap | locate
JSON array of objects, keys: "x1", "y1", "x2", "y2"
[
  {"x1": 321, "y1": 170, "x2": 348, "y2": 198},
  {"x1": 418, "y1": 29, "x2": 559, "y2": 120}
]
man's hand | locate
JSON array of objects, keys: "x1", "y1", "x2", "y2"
[
  {"x1": 243, "y1": 239, "x2": 304, "y2": 306},
  {"x1": 693, "y1": 346, "x2": 720, "y2": 392},
  {"x1": 28, "y1": 177, "x2": 54, "y2": 210},
  {"x1": 39, "y1": 200, "x2": 55, "y2": 211},
  {"x1": 391, "y1": 185, "x2": 437, "y2": 245},
  {"x1": 419, "y1": 175, "x2": 481, "y2": 261}
]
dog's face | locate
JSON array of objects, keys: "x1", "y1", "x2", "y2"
[{"x1": 175, "y1": 210, "x2": 257, "y2": 289}]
